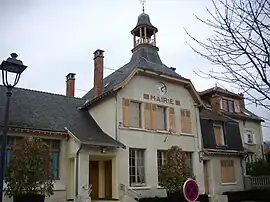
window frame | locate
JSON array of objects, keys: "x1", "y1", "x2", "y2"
[
  {"x1": 129, "y1": 148, "x2": 146, "y2": 187},
  {"x1": 222, "y1": 98, "x2": 235, "y2": 113},
  {"x1": 129, "y1": 100, "x2": 142, "y2": 128},
  {"x1": 157, "y1": 150, "x2": 167, "y2": 185}
]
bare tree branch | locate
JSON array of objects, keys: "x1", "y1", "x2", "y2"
[{"x1": 186, "y1": 0, "x2": 270, "y2": 110}]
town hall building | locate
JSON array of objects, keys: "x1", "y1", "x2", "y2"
[{"x1": 0, "y1": 8, "x2": 256, "y2": 202}]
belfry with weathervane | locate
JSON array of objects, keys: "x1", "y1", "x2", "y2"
[{"x1": 131, "y1": 9, "x2": 158, "y2": 50}]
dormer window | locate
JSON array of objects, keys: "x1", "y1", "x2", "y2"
[
  {"x1": 222, "y1": 98, "x2": 234, "y2": 112},
  {"x1": 214, "y1": 123, "x2": 226, "y2": 146}
]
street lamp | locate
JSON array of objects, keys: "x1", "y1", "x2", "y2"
[{"x1": 0, "y1": 53, "x2": 27, "y2": 202}]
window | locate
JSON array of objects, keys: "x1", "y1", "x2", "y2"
[
  {"x1": 185, "y1": 152, "x2": 193, "y2": 174},
  {"x1": 144, "y1": 103, "x2": 168, "y2": 131},
  {"x1": 122, "y1": 99, "x2": 142, "y2": 128},
  {"x1": 157, "y1": 106, "x2": 166, "y2": 130},
  {"x1": 43, "y1": 139, "x2": 61, "y2": 179},
  {"x1": 129, "y1": 148, "x2": 146, "y2": 186},
  {"x1": 0, "y1": 136, "x2": 60, "y2": 180},
  {"x1": 222, "y1": 99, "x2": 235, "y2": 112},
  {"x1": 214, "y1": 124, "x2": 225, "y2": 145},
  {"x1": 130, "y1": 101, "x2": 141, "y2": 128},
  {"x1": 245, "y1": 130, "x2": 255, "y2": 144},
  {"x1": 157, "y1": 150, "x2": 167, "y2": 184},
  {"x1": 220, "y1": 160, "x2": 235, "y2": 183},
  {"x1": 181, "y1": 109, "x2": 192, "y2": 134}
]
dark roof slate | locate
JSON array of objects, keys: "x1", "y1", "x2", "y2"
[
  {"x1": 83, "y1": 44, "x2": 186, "y2": 101},
  {"x1": 0, "y1": 85, "x2": 124, "y2": 148},
  {"x1": 200, "y1": 109, "x2": 244, "y2": 152}
]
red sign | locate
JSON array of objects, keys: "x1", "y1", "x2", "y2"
[{"x1": 183, "y1": 178, "x2": 199, "y2": 202}]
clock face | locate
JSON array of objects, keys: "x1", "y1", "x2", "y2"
[{"x1": 156, "y1": 82, "x2": 167, "y2": 96}]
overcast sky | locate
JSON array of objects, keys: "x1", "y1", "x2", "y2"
[{"x1": 0, "y1": 0, "x2": 269, "y2": 140}]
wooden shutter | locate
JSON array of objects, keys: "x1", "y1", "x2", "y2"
[
  {"x1": 180, "y1": 109, "x2": 186, "y2": 133},
  {"x1": 229, "y1": 160, "x2": 235, "y2": 182},
  {"x1": 123, "y1": 98, "x2": 130, "y2": 127},
  {"x1": 186, "y1": 110, "x2": 192, "y2": 134},
  {"x1": 151, "y1": 104, "x2": 157, "y2": 130},
  {"x1": 144, "y1": 103, "x2": 151, "y2": 129},
  {"x1": 214, "y1": 126, "x2": 222, "y2": 145},
  {"x1": 169, "y1": 107, "x2": 175, "y2": 132}
]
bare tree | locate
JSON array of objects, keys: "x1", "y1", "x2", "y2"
[{"x1": 186, "y1": 0, "x2": 270, "y2": 110}]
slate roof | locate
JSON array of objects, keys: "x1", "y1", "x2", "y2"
[
  {"x1": 0, "y1": 85, "x2": 125, "y2": 148},
  {"x1": 83, "y1": 44, "x2": 188, "y2": 101},
  {"x1": 200, "y1": 108, "x2": 244, "y2": 153}
]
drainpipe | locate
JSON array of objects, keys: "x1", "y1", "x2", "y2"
[
  {"x1": 115, "y1": 94, "x2": 119, "y2": 141},
  {"x1": 75, "y1": 144, "x2": 83, "y2": 200}
]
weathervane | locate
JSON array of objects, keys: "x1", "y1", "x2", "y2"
[{"x1": 140, "y1": 0, "x2": 146, "y2": 12}]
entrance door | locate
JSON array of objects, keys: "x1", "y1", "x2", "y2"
[
  {"x1": 105, "y1": 160, "x2": 112, "y2": 199},
  {"x1": 203, "y1": 160, "x2": 210, "y2": 194},
  {"x1": 89, "y1": 161, "x2": 99, "y2": 199}
]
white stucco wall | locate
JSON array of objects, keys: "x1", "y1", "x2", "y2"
[
  {"x1": 114, "y1": 75, "x2": 205, "y2": 196},
  {"x1": 89, "y1": 97, "x2": 117, "y2": 140},
  {"x1": 238, "y1": 120, "x2": 264, "y2": 159},
  {"x1": 205, "y1": 155, "x2": 244, "y2": 196}
]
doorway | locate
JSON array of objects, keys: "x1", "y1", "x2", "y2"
[
  {"x1": 89, "y1": 161, "x2": 99, "y2": 199},
  {"x1": 104, "y1": 160, "x2": 112, "y2": 199},
  {"x1": 203, "y1": 160, "x2": 210, "y2": 194}
]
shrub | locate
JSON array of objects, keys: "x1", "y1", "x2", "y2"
[
  {"x1": 159, "y1": 146, "x2": 194, "y2": 194},
  {"x1": 4, "y1": 137, "x2": 54, "y2": 197}
]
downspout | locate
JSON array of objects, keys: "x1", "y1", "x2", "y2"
[
  {"x1": 115, "y1": 94, "x2": 119, "y2": 141},
  {"x1": 75, "y1": 144, "x2": 82, "y2": 199}
]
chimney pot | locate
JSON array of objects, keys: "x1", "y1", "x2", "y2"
[
  {"x1": 93, "y1": 49, "x2": 105, "y2": 97},
  {"x1": 66, "y1": 73, "x2": 76, "y2": 97}
]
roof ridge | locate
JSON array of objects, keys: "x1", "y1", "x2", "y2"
[{"x1": 0, "y1": 85, "x2": 85, "y2": 101}]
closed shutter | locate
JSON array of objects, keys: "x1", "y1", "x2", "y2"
[
  {"x1": 123, "y1": 98, "x2": 130, "y2": 127},
  {"x1": 234, "y1": 100, "x2": 241, "y2": 113},
  {"x1": 214, "y1": 126, "x2": 222, "y2": 145},
  {"x1": 200, "y1": 118, "x2": 215, "y2": 149},
  {"x1": 144, "y1": 103, "x2": 151, "y2": 129},
  {"x1": 186, "y1": 110, "x2": 192, "y2": 133},
  {"x1": 180, "y1": 109, "x2": 186, "y2": 133},
  {"x1": 169, "y1": 107, "x2": 175, "y2": 132},
  {"x1": 151, "y1": 104, "x2": 157, "y2": 130}
]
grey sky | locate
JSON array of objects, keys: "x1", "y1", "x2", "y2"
[{"x1": 0, "y1": 0, "x2": 269, "y2": 139}]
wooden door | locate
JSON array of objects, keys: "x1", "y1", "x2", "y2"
[
  {"x1": 89, "y1": 161, "x2": 99, "y2": 199},
  {"x1": 203, "y1": 161, "x2": 210, "y2": 194},
  {"x1": 105, "y1": 160, "x2": 112, "y2": 199}
]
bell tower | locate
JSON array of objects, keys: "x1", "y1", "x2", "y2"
[{"x1": 131, "y1": 5, "x2": 158, "y2": 51}]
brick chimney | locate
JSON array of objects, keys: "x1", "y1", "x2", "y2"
[
  {"x1": 66, "y1": 73, "x2": 75, "y2": 97},
  {"x1": 239, "y1": 93, "x2": 245, "y2": 109},
  {"x1": 93, "y1": 49, "x2": 104, "y2": 97},
  {"x1": 211, "y1": 94, "x2": 221, "y2": 114}
]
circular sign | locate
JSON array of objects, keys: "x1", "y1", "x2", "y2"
[{"x1": 183, "y1": 178, "x2": 199, "y2": 202}]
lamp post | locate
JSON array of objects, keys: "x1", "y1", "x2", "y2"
[{"x1": 0, "y1": 53, "x2": 27, "y2": 202}]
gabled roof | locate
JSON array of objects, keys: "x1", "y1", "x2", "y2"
[
  {"x1": 82, "y1": 44, "x2": 204, "y2": 108},
  {"x1": 0, "y1": 85, "x2": 124, "y2": 148}
]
